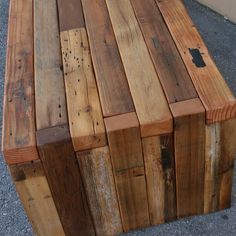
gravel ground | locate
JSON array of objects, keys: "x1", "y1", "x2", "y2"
[{"x1": 0, "y1": 0, "x2": 236, "y2": 235}]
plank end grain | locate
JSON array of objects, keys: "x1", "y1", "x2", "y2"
[{"x1": 36, "y1": 125, "x2": 95, "y2": 236}]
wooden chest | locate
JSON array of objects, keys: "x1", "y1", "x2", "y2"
[{"x1": 2, "y1": 0, "x2": 236, "y2": 235}]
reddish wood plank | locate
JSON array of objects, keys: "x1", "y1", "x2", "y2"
[
  {"x1": 2, "y1": 0, "x2": 38, "y2": 164},
  {"x1": 81, "y1": 0, "x2": 135, "y2": 117}
]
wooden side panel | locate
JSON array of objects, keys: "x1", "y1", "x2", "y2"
[
  {"x1": 105, "y1": 113, "x2": 150, "y2": 231},
  {"x1": 77, "y1": 147, "x2": 123, "y2": 236},
  {"x1": 131, "y1": 0, "x2": 197, "y2": 103},
  {"x1": 2, "y1": 0, "x2": 38, "y2": 164},
  {"x1": 106, "y1": 0, "x2": 172, "y2": 137},
  {"x1": 60, "y1": 28, "x2": 107, "y2": 151},
  {"x1": 57, "y1": 0, "x2": 85, "y2": 31},
  {"x1": 37, "y1": 125, "x2": 95, "y2": 236},
  {"x1": 170, "y1": 99, "x2": 205, "y2": 218},
  {"x1": 156, "y1": 0, "x2": 236, "y2": 123},
  {"x1": 10, "y1": 161, "x2": 65, "y2": 236},
  {"x1": 34, "y1": 0, "x2": 68, "y2": 130},
  {"x1": 81, "y1": 0, "x2": 134, "y2": 117},
  {"x1": 142, "y1": 135, "x2": 176, "y2": 225}
]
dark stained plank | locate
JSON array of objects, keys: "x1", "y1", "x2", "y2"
[
  {"x1": 81, "y1": 0, "x2": 135, "y2": 117},
  {"x1": 104, "y1": 113, "x2": 150, "y2": 231},
  {"x1": 2, "y1": 0, "x2": 38, "y2": 164},
  {"x1": 10, "y1": 161, "x2": 65, "y2": 236},
  {"x1": 57, "y1": 0, "x2": 85, "y2": 32},
  {"x1": 37, "y1": 125, "x2": 95, "y2": 236},
  {"x1": 170, "y1": 98, "x2": 205, "y2": 218},
  {"x1": 131, "y1": 0, "x2": 197, "y2": 104},
  {"x1": 142, "y1": 135, "x2": 176, "y2": 225},
  {"x1": 156, "y1": 0, "x2": 236, "y2": 123}
]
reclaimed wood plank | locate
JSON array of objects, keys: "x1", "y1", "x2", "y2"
[
  {"x1": 104, "y1": 112, "x2": 150, "y2": 231},
  {"x1": 60, "y1": 28, "x2": 107, "y2": 151},
  {"x1": 37, "y1": 125, "x2": 95, "y2": 236},
  {"x1": 170, "y1": 98, "x2": 205, "y2": 218},
  {"x1": 77, "y1": 147, "x2": 123, "y2": 236},
  {"x1": 34, "y1": 0, "x2": 67, "y2": 130},
  {"x1": 156, "y1": 0, "x2": 236, "y2": 123},
  {"x1": 10, "y1": 161, "x2": 65, "y2": 236},
  {"x1": 81, "y1": 0, "x2": 134, "y2": 117},
  {"x1": 131, "y1": 0, "x2": 197, "y2": 103},
  {"x1": 57, "y1": 0, "x2": 85, "y2": 31},
  {"x1": 142, "y1": 135, "x2": 176, "y2": 225},
  {"x1": 2, "y1": 0, "x2": 38, "y2": 164},
  {"x1": 105, "y1": 0, "x2": 172, "y2": 137}
]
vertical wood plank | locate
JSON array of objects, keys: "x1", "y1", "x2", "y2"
[
  {"x1": 142, "y1": 135, "x2": 176, "y2": 225},
  {"x1": 81, "y1": 0, "x2": 134, "y2": 117},
  {"x1": 170, "y1": 99, "x2": 205, "y2": 218},
  {"x1": 37, "y1": 125, "x2": 95, "y2": 236},
  {"x1": 105, "y1": 0, "x2": 172, "y2": 137},
  {"x1": 105, "y1": 113, "x2": 150, "y2": 231},
  {"x1": 2, "y1": 0, "x2": 38, "y2": 164},
  {"x1": 60, "y1": 28, "x2": 107, "y2": 151},
  {"x1": 10, "y1": 161, "x2": 65, "y2": 236},
  {"x1": 77, "y1": 147, "x2": 123, "y2": 236}
]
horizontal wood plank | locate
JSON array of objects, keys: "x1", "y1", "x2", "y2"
[
  {"x1": 106, "y1": 0, "x2": 172, "y2": 137},
  {"x1": 34, "y1": 0, "x2": 68, "y2": 130},
  {"x1": 81, "y1": 0, "x2": 134, "y2": 117},
  {"x1": 60, "y1": 28, "x2": 107, "y2": 151},
  {"x1": 2, "y1": 0, "x2": 38, "y2": 164},
  {"x1": 156, "y1": 0, "x2": 236, "y2": 123},
  {"x1": 10, "y1": 161, "x2": 65, "y2": 236}
]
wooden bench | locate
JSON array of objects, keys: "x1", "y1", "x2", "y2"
[{"x1": 2, "y1": 0, "x2": 236, "y2": 235}]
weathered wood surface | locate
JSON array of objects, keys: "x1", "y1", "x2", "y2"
[
  {"x1": 57, "y1": 0, "x2": 85, "y2": 31},
  {"x1": 34, "y1": 0, "x2": 68, "y2": 130},
  {"x1": 77, "y1": 147, "x2": 123, "y2": 236},
  {"x1": 10, "y1": 161, "x2": 65, "y2": 236},
  {"x1": 82, "y1": 0, "x2": 134, "y2": 117},
  {"x1": 170, "y1": 99, "x2": 205, "y2": 218},
  {"x1": 2, "y1": 0, "x2": 38, "y2": 164},
  {"x1": 142, "y1": 135, "x2": 176, "y2": 225},
  {"x1": 157, "y1": 0, "x2": 236, "y2": 123},
  {"x1": 60, "y1": 28, "x2": 107, "y2": 151},
  {"x1": 105, "y1": 113, "x2": 150, "y2": 231},
  {"x1": 131, "y1": 0, "x2": 197, "y2": 104},
  {"x1": 106, "y1": 0, "x2": 172, "y2": 137},
  {"x1": 37, "y1": 125, "x2": 95, "y2": 236}
]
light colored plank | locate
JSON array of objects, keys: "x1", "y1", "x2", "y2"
[
  {"x1": 156, "y1": 0, "x2": 236, "y2": 123},
  {"x1": 77, "y1": 147, "x2": 123, "y2": 236},
  {"x1": 60, "y1": 28, "x2": 106, "y2": 151},
  {"x1": 142, "y1": 135, "x2": 176, "y2": 225},
  {"x1": 105, "y1": 112, "x2": 150, "y2": 231},
  {"x1": 105, "y1": 0, "x2": 172, "y2": 137},
  {"x1": 2, "y1": 0, "x2": 38, "y2": 164},
  {"x1": 170, "y1": 98, "x2": 205, "y2": 218},
  {"x1": 10, "y1": 161, "x2": 65, "y2": 236},
  {"x1": 34, "y1": 0, "x2": 67, "y2": 130},
  {"x1": 81, "y1": 0, "x2": 135, "y2": 117}
]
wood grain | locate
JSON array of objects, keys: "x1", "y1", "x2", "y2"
[
  {"x1": 142, "y1": 135, "x2": 176, "y2": 225},
  {"x1": 34, "y1": 0, "x2": 68, "y2": 130},
  {"x1": 106, "y1": 0, "x2": 172, "y2": 137},
  {"x1": 2, "y1": 0, "x2": 38, "y2": 164},
  {"x1": 170, "y1": 98, "x2": 205, "y2": 218},
  {"x1": 10, "y1": 161, "x2": 65, "y2": 236},
  {"x1": 81, "y1": 0, "x2": 134, "y2": 117},
  {"x1": 156, "y1": 0, "x2": 236, "y2": 123},
  {"x1": 57, "y1": 0, "x2": 85, "y2": 31},
  {"x1": 37, "y1": 125, "x2": 95, "y2": 236},
  {"x1": 105, "y1": 113, "x2": 150, "y2": 231},
  {"x1": 77, "y1": 147, "x2": 123, "y2": 236},
  {"x1": 60, "y1": 28, "x2": 107, "y2": 151},
  {"x1": 131, "y1": 0, "x2": 197, "y2": 104}
]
